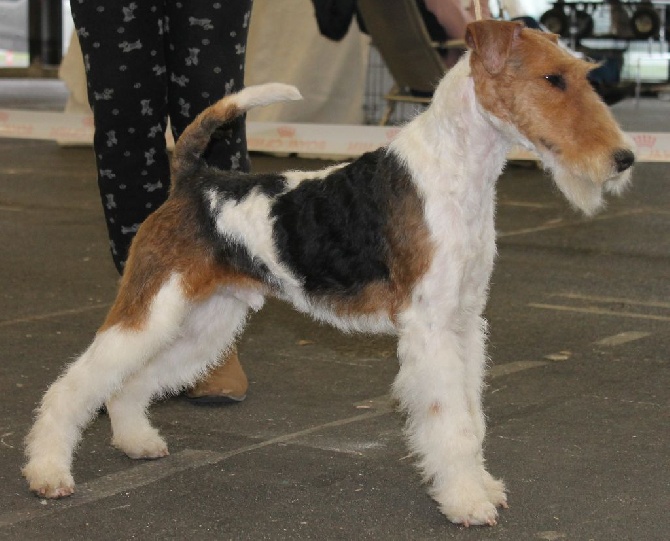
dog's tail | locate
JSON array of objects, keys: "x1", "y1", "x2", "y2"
[{"x1": 172, "y1": 83, "x2": 302, "y2": 183}]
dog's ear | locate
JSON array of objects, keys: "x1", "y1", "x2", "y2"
[
  {"x1": 538, "y1": 30, "x2": 559, "y2": 44},
  {"x1": 465, "y1": 20, "x2": 523, "y2": 75}
]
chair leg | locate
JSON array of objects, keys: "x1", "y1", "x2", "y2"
[{"x1": 380, "y1": 100, "x2": 396, "y2": 125}]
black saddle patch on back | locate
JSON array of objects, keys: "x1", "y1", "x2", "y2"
[{"x1": 271, "y1": 149, "x2": 395, "y2": 295}]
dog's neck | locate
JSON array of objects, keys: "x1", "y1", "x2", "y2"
[{"x1": 390, "y1": 53, "x2": 510, "y2": 214}]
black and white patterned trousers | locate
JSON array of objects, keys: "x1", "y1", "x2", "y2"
[{"x1": 70, "y1": 0, "x2": 253, "y2": 272}]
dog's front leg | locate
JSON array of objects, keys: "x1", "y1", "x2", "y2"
[
  {"x1": 461, "y1": 314, "x2": 507, "y2": 511},
  {"x1": 394, "y1": 312, "x2": 500, "y2": 526}
]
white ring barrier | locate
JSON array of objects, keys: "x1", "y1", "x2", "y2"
[{"x1": 0, "y1": 109, "x2": 669, "y2": 162}]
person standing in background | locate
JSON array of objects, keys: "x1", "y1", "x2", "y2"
[
  {"x1": 310, "y1": 0, "x2": 492, "y2": 67},
  {"x1": 419, "y1": 0, "x2": 492, "y2": 67},
  {"x1": 69, "y1": 0, "x2": 253, "y2": 403},
  {"x1": 421, "y1": 0, "x2": 492, "y2": 41}
]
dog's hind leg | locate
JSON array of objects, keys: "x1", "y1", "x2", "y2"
[
  {"x1": 23, "y1": 274, "x2": 190, "y2": 499},
  {"x1": 106, "y1": 293, "x2": 251, "y2": 459}
]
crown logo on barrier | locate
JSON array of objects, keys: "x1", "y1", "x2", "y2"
[
  {"x1": 632, "y1": 134, "x2": 656, "y2": 149},
  {"x1": 385, "y1": 128, "x2": 401, "y2": 141},
  {"x1": 277, "y1": 125, "x2": 296, "y2": 138}
]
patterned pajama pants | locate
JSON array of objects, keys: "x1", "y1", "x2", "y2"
[{"x1": 70, "y1": 0, "x2": 253, "y2": 272}]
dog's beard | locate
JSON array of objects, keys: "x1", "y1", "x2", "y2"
[
  {"x1": 550, "y1": 165, "x2": 605, "y2": 216},
  {"x1": 604, "y1": 166, "x2": 633, "y2": 197},
  {"x1": 542, "y1": 152, "x2": 631, "y2": 216}
]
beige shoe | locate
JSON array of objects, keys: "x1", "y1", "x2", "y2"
[{"x1": 186, "y1": 346, "x2": 248, "y2": 404}]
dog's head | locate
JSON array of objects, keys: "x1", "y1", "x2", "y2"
[{"x1": 465, "y1": 20, "x2": 634, "y2": 215}]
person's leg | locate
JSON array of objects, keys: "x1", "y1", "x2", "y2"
[
  {"x1": 71, "y1": 1, "x2": 246, "y2": 401},
  {"x1": 163, "y1": 1, "x2": 254, "y2": 401},
  {"x1": 70, "y1": 0, "x2": 170, "y2": 272},
  {"x1": 164, "y1": 0, "x2": 253, "y2": 172},
  {"x1": 184, "y1": 345, "x2": 248, "y2": 403}
]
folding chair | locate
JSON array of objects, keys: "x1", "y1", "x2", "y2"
[{"x1": 357, "y1": 0, "x2": 464, "y2": 124}]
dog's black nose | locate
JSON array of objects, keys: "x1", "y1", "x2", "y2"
[{"x1": 613, "y1": 148, "x2": 635, "y2": 173}]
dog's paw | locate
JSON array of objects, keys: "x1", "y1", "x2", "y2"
[
  {"x1": 112, "y1": 428, "x2": 169, "y2": 460},
  {"x1": 434, "y1": 477, "x2": 499, "y2": 527},
  {"x1": 441, "y1": 497, "x2": 499, "y2": 527},
  {"x1": 22, "y1": 461, "x2": 75, "y2": 499},
  {"x1": 481, "y1": 470, "x2": 508, "y2": 509}
]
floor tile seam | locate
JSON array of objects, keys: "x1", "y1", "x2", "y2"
[
  {"x1": 528, "y1": 303, "x2": 670, "y2": 322},
  {"x1": 0, "y1": 304, "x2": 110, "y2": 328},
  {"x1": 497, "y1": 207, "x2": 649, "y2": 238},
  {"x1": 552, "y1": 292, "x2": 670, "y2": 310}
]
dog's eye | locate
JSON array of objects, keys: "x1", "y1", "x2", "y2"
[{"x1": 544, "y1": 74, "x2": 567, "y2": 91}]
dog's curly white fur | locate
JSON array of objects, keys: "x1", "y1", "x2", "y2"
[{"x1": 23, "y1": 21, "x2": 633, "y2": 526}]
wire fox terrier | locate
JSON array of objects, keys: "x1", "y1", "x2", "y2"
[{"x1": 24, "y1": 21, "x2": 634, "y2": 526}]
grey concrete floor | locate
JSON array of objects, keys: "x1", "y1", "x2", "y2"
[{"x1": 0, "y1": 82, "x2": 669, "y2": 540}]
